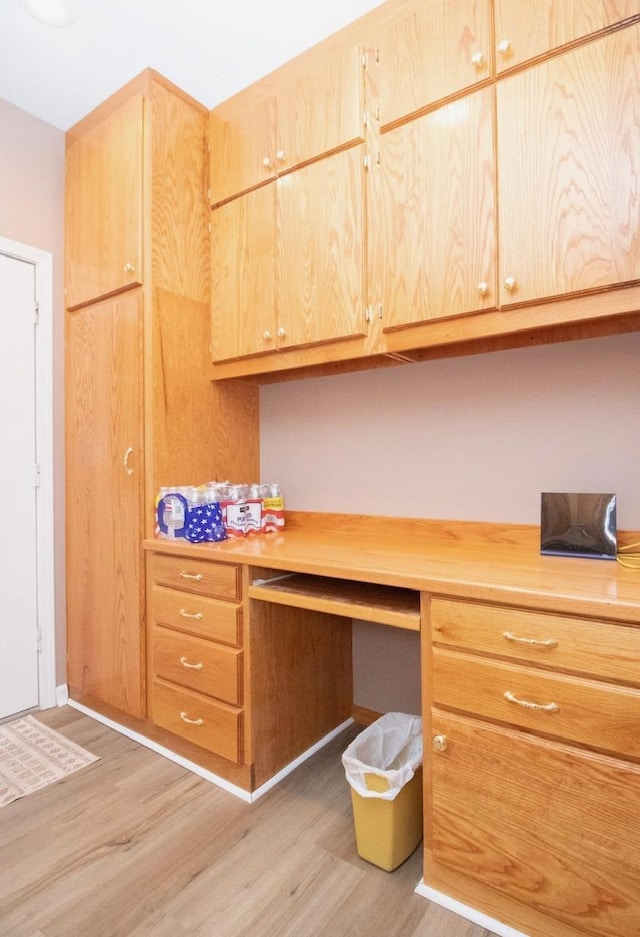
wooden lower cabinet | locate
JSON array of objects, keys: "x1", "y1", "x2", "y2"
[
  {"x1": 66, "y1": 290, "x2": 144, "y2": 717},
  {"x1": 426, "y1": 594, "x2": 640, "y2": 937},
  {"x1": 426, "y1": 710, "x2": 640, "y2": 937},
  {"x1": 145, "y1": 551, "x2": 353, "y2": 791},
  {"x1": 147, "y1": 554, "x2": 244, "y2": 764}
]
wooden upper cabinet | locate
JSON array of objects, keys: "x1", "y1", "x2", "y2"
[
  {"x1": 497, "y1": 23, "x2": 640, "y2": 308},
  {"x1": 211, "y1": 146, "x2": 366, "y2": 363},
  {"x1": 494, "y1": 0, "x2": 640, "y2": 73},
  {"x1": 276, "y1": 146, "x2": 366, "y2": 349},
  {"x1": 369, "y1": 87, "x2": 496, "y2": 331},
  {"x1": 274, "y1": 42, "x2": 364, "y2": 177},
  {"x1": 209, "y1": 96, "x2": 276, "y2": 206},
  {"x1": 211, "y1": 183, "x2": 276, "y2": 361},
  {"x1": 372, "y1": 0, "x2": 492, "y2": 130},
  {"x1": 209, "y1": 42, "x2": 364, "y2": 205},
  {"x1": 65, "y1": 95, "x2": 143, "y2": 310}
]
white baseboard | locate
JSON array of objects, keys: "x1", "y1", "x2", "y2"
[
  {"x1": 414, "y1": 881, "x2": 531, "y2": 937},
  {"x1": 56, "y1": 684, "x2": 69, "y2": 706},
  {"x1": 66, "y1": 699, "x2": 353, "y2": 803}
]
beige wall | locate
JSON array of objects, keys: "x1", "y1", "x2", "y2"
[
  {"x1": 0, "y1": 97, "x2": 66, "y2": 685},
  {"x1": 260, "y1": 332, "x2": 640, "y2": 712}
]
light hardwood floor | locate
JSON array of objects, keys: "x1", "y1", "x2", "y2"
[{"x1": 0, "y1": 707, "x2": 495, "y2": 937}]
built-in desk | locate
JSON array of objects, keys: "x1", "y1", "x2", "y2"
[{"x1": 143, "y1": 511, "x2": 640, "y2": 937}]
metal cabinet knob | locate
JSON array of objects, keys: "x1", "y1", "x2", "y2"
[
  {"x1": 471, "y1": 52, "x2": 485, "y2": 69},
  {"x1": 497, "y1": 39, "x2": 511, "y2": 56},
  {"x1": 262, "y1": 156, "x2": 272, "y2": 169},
  {"x1": 276, "y1": 150, "x2": 286, "y2": 162},
  {"x1": 503, "y1": 276, "x2": 517, "y2": 292},
  {"x1": 277, "y1": 327, "x2": 286, "y2": 338},
  {"x1": 432, "y1": 734, "x2": 448, "y2": 753},
  {"x1": 476, "y1": 281, "x2": 489, "y2": 296},
  {"x1": 124, "y1": 262, "x2": 135, "y2": 273},
  {"x1": 262, "y1": 330, "x2": 272, "y2": 341}
]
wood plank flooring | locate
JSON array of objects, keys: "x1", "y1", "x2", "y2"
[{"x1": 0, "y1": 707, "x2": 496, "y2": 937}]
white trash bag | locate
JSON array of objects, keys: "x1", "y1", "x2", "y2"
[{"x1": 342, "y1": 712, "x2": 423, "y2": 802}]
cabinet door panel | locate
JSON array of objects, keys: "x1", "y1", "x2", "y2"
[
  {"x1": 211, "y1": 184, "x2": 276, "y2": 361},
  {"x1": 495, "y1": 0, "x2": 640, "y2": 73},
  {"x1": 66, "y1": 95, "x2": 143, "y2": 309},
  {"x1": 429, "y1": 710, "x2": 640, "y2": 937},
  {"x1": 276, "y1": 42, "x2": 364, "y2": 171},
  {"x1": 209, "y1": 96, "x2": 275, "y2": 205},
  {"x1": 498, "y1": 25, "x2": 640, "y2": 306},
  {"x1": 374, "y1": 0, "x2": 492, "y2": 128},
  {"x1": 66, "y1": 291, "x2": 144, "y2": 716},
  {"x1": 276, "y1": 147, "x2": 366, "y2": 349},
  {"x1": 371, "y1": 87, "x2": 496, "y2": 331}
]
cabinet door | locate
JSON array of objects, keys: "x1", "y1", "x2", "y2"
[
  {"x1": 65, "y1": 95, "x2": 143, "y2": 309},
  {"x1": 498, "y1": 24, "x2": 640, "y2": 307},
  {"x1": 429, "y1": 710, "x2": 640, "y2": 937},
  {"x1": 275, "y1": 42, "x2": 364, "y2": 173},
  {"x1": 495, "y1": 0, "x2": 640, "y2": 73},
  {"x1": 211, "y1": 184, "x2": 276, "y2": 361},
  {"x1": 276, "y1": 147, "x2": 367, "y2": 349},
  {"x1": 373, "y1": 0, "x2": 492, "y2": 129},
  {"x1": 66, "y1": 290, "x2": 144, "y2": 717},
  {"x1": 370, "y1": 87, "x2": 496, "y2": 331},
  {"x1": 209, "y1": 95, "x2": 275, "y2": 205}
]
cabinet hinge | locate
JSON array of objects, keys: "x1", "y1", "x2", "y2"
[
  {"x1": 374, "y1": 46, "x2": 380, "y2": 64},
  {"x1": 36, "y1": 625, "x2": 42, "y2": 653},
  {"x1": 365, "y1": 304, "x2": 374, "y2": 323},
  {"x1": 35, "y1": 462, "x2": 41, "y2": 488},
  {"x1": 361, "y1": 51, "x2": 368, "y2": 69},
  {"x1": 363, "y1": 153, "x2": 372, "y2": 172},
  {"x1": 34, "y1": 300, "x2": 40, "y2": 324},
  {"x1": 363, "y1": 111, "x2": 369, "y2": 129}
]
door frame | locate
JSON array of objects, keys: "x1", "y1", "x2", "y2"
[{"x1": 0, "y1": 236, "x2": 56, "y2": 710}]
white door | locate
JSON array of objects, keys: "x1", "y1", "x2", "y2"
[{"x1": 0, "y1": 252, "x2": 40, "y2": 718}]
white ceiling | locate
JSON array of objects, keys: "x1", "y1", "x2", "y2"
[{"x1": 0, "y1": 0, "x2": 383, "y2": 131}]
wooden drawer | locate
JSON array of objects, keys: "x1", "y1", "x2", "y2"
[
  {"x1": 152, "y1": 626, "x2": 242, "y2": 705},
  {"x1": 150, "y1": 584, "x2": 241, "y2": 646},
  {"x1": 433, "y1": 647, "x2": 640, "y2": 759},
  {"x1": 151, "y1": 679, "x2": 243, "y2": 763},
  {"x1": 431, "y1": 598, "x2": 640, "y2": 685},
  {"x1": 150, "y1": 553, "x2": 240, "y2": 601}
]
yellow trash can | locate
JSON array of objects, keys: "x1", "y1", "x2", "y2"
[
  {"x1": 350, "y1": 765, "x2": 423, "y2": 871},
  {"x1": 342, "y1": 712, "x2": 423, "y2": 872}
]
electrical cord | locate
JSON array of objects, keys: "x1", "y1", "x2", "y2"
[{"x1": 616, "y1": 542, "x2": 640, "y2": 569}]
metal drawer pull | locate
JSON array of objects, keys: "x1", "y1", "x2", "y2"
[
  {"x1": 180, "y1": 656, "x2": 203, "y2": 670},
  {"x1": 504, "y1": 690, "x2": 559, "y2": 712},
  {"x1": 179, "y1": 711, "x2": 204, "y2": 726},
  {"x1": 179, "y1": 609, "x2": 203, "y2": 620},
  {"x1": 502, "y1": 630, "x2": 558, "y2": 648},
  {"x1": 179, "y1": 571, "x2": 203, "y2": 581}
]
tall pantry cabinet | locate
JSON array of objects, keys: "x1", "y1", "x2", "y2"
[{"x1": 65, "y1": 70, "x2": 259, "y2": 719}]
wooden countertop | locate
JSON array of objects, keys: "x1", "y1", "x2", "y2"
[{"x1": 144, "y1": 511, "x2": 640, "y2": 623}]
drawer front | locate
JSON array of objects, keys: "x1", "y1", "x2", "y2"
[
  {"x1": 150, "y1": 584, "x2": 241, "y2": 646},
  {"x1": 431, "y1": 598, "x2": 640, "y2": 685},
  {"x1": 152, "y1": 626, "x2": 242, "y2": 705},
  {"x1": 150, "y1": 553, "x2": 240, "y2": 601},
  {"x1": 151, "y1": 679, "x2": 243, "y2": 763},
  {"x1": 433, "y1": 647, "x2": 640, "y2": 758}
]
